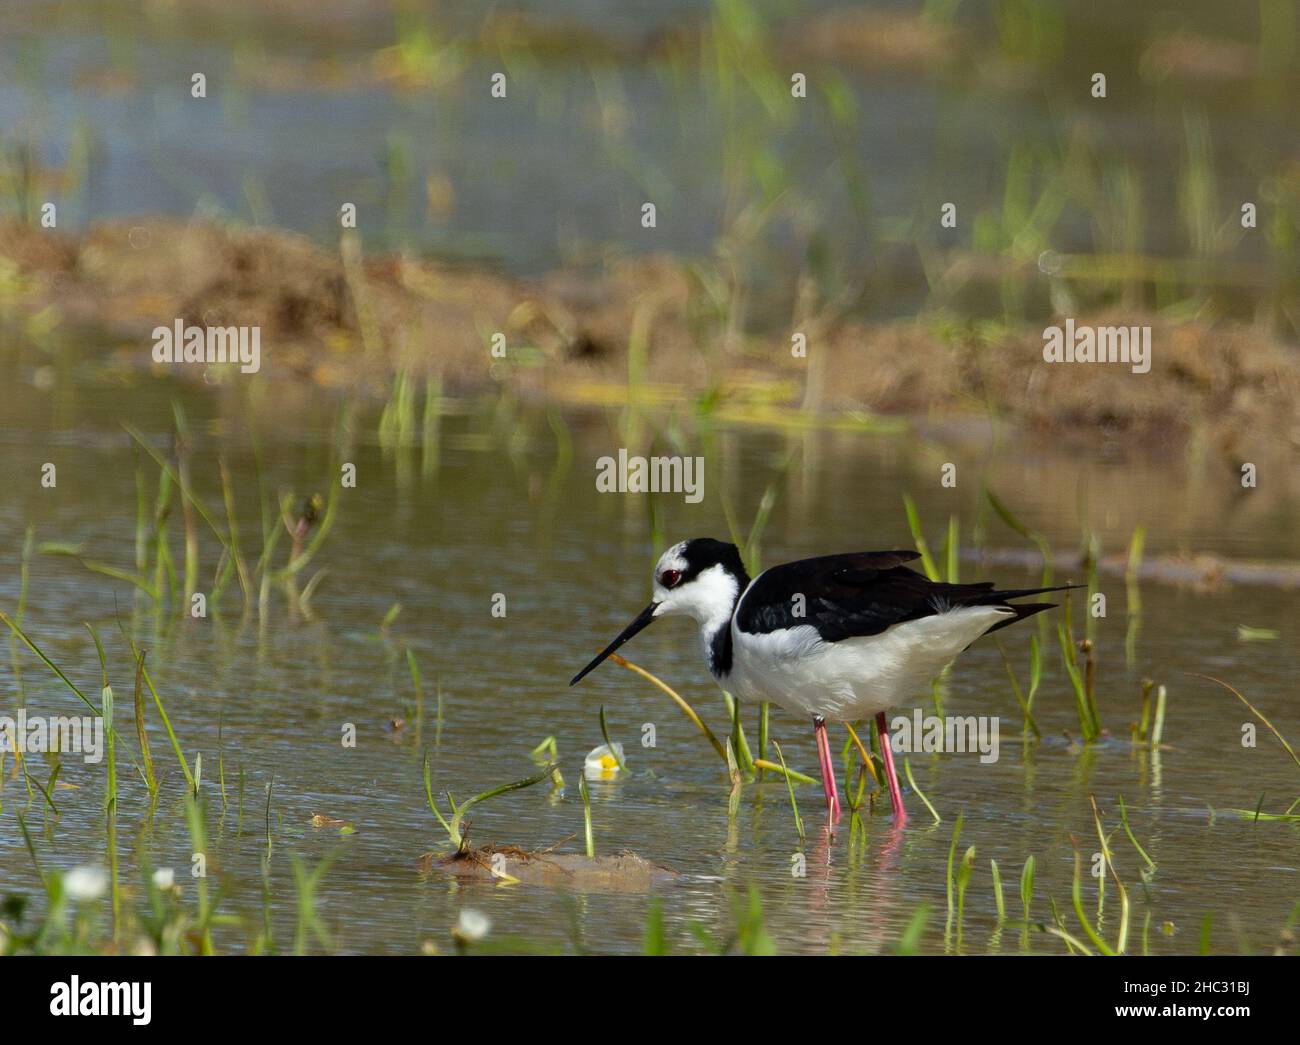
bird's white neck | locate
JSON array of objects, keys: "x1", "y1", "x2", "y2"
[{"x1": 688, "y1": 566, "x2": 741, "y2": 678}]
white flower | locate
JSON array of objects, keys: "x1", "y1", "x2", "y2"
[
  {"x1": 63, "y1": 866, "x2": 108, "y2": 902},
  {"x1": 584, "y1": 742, "x2": 625, "y2": 780},
  {"x1": 152, "y1": 867, "x2": 176, "y2": 891},
  {"x1": 455, "y1": 909, "x2": 491, "y2": 942}
]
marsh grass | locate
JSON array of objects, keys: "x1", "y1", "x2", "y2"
[
  {"x1": 86, "y1": 627, "x2": 121, "y2": 944},
  {"x1": 1089, "y1": 795, "x2": 1130, "y2": 954},
  {"x1": 1019, "y1": 855, "x2": 1035, "y2": 950},
  {"x1": 1117, "y1": 796, "x2": 1157, "y2": 879},
  {"x1": 32, "y1": 406, "x2": 347, "y2": 625},
  {"x1": 185, "y1": 795, "x2": 216, "y2": 955},
  {"x1": 985, "y1": 487, "x2": 1054, "y2": 588},
  {"x1": 404, "y1": 648, "x2": 426, "y2": 748},
  {"x1": 530, "y1": 736, "x2": 566, "y2": 794},
  {"x1": 1196, "y1": 674, "x2": 1299, "y2": 770},
  {"x1": 422, "y1": 751, "x2": 556, "y2": 852},
  {"x1": 610, "y1": 652, "x2": 815, "y2": 792},
  {"x1": 954, "y1": 844, "x2": 976, "y2": 950},
  {"x1": 842, "y1": 721, "x2": 881, "y2": 791},
  {"x1": 1057, "y1": 607, "x2": 1102, "y2": 742},
  {"x1": 607, "y1": 653, "x2": 728, "y2": 769},
  {"x1": 891, "y1": 904, "x2": 932, "y2": 957},
  {"x1": 1125, "y1": 526, "x2": 1146, "y2": 668},
  {"x1": 838, "y1": 725, "x2": 877, "y2": 820},
  {"x1": 1150, "y1": 683, "x2": 1168, "y2": 748},
  {"x1": 771, "y1": 739, "x2": 804, "y2": 847},
  {"x1": 1195, "y1": 675, "x2": 1300, "y2": 821},
  {"x1": 643, "y1": 897, "x2": 666, "y2": 956},
  {"x1": 944, "y1": 811, "x2": 963, "y2": 946},
  {"x1": 598, "y1": 706, "x2": 626, "y2": 771},
  {"x1": 0, "y1": 614, "x2": 255, "y2": 954},
  {"x1": 902, "y1": 758, "x2": 941, "y2": 824},
  {"x1": 578, "y1": 776, "x2": 595, "y2": 858},
  {"x1": 132, "y1": 649, "x2": 156, "y2": 798},
  {"x1": 285, "y1": 855, "x2": 334, "y2": 955},
  {"x1": 903, "y1": 494, "x2": 941, "y2": 581},
  {"x1": 682, "y1": 886, "x2": 778, "y2": 957},
  {"x1": 995, "y1": 635, "x2": 1042, "y2": 740},
  {"x1": 724, "y1": 693, "x2": 756, "y2": 778}
]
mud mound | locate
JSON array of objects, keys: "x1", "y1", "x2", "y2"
[{"x1": 419, "y1": 845, "x2": 679, "y2": 892}]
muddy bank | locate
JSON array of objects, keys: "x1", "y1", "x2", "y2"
[{"x1": 1, "y1": 217, "x2": 1297, "y2": 452}]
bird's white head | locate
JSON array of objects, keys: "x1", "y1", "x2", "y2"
[
  {"x1": 570, "y1": 538, "x2": 751, "y2": 686},
  {"x1": 649, "y1": 539, "x2": 746, "y2": 631}
]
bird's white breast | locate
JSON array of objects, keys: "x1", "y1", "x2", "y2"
[{"x1": 726, "y1": 605, "x2": 1011, "y2": 721}]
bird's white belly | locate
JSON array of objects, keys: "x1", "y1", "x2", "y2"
[{"x1": 726, "y1": 606, "x2": 1011, "y2": 721}]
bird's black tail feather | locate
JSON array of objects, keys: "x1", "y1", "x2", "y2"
[
  {"x1": 979, "y1": 583, "x2": 1083, "y2": 603},
  {"x1": 984, "y1": 601, "x2": 1056, "y2": 633},
  {"x1": 977, "y1": 583, "x2": 1083, "y2": 635}
]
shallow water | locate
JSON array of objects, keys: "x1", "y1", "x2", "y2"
[{"x1": 0, "y1": 359, "x2": 1296, "y2": 954}]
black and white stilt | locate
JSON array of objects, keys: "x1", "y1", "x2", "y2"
[{"x1": 571, "y1": 538, "x2": 1075, "y2": 824}]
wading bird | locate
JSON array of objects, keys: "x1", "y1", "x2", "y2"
[{"x1": 571, "y1": 538, "x2": 1075, "y2": 824}]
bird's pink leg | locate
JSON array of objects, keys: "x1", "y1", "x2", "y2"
[
  {"x1": 875, "y1": 711, "x2": 907, "y2": 824},
  {"x1": 813, "y1": 716, "x2": 841, "y2": 820}
]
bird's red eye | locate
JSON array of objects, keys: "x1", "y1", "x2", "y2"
[{"x1": 660, "y1": 569, "x2": 682, "y2": 589}]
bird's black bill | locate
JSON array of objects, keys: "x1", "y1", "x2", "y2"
[{"x1": 569, "y1": 603, "x2": 658, "y2": 686}]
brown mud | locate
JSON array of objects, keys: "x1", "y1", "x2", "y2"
[
  {"x1": 418, "y1": 844, "x2": 679, "y2": 892},
  {"x1": 2, "y1": 217, "x2": 1297, "y2": 457}
]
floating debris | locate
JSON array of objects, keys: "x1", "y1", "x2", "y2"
[{"x1": 1237, "y1": 625, "x2": 1280, "y2": 642}]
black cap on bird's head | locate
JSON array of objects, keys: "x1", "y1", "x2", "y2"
[{"x1": 569, "y1": 538, "x2": 749, "y2": 686}]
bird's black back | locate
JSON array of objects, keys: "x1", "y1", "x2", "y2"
[{"x1": 734, "y1": 550, "x2": 1071, "y2": 641}]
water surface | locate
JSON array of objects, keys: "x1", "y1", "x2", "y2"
[{"x1": 1, "y1": 357, "x2": 1296, "y2": 954}]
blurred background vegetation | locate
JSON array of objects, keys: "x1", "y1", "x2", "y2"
[{"x1": 1, "y1": 0, "x2": 1296, "y2": 338}]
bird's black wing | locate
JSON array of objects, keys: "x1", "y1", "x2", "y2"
[{"x1": 735, "y1": 550, "x2": 1072, "y2": 642}]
